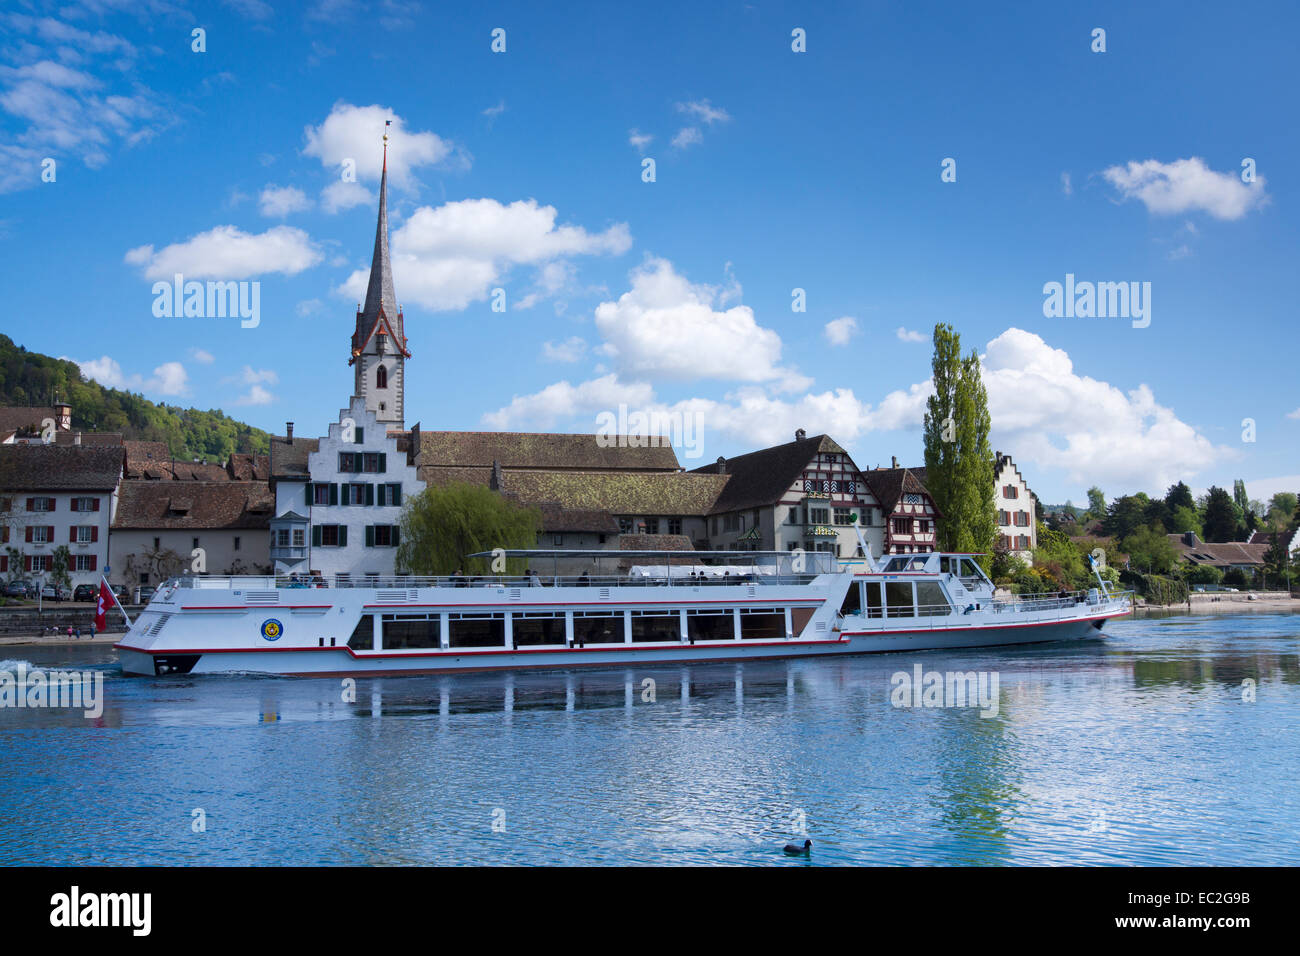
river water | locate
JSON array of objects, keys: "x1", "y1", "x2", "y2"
[{"x1": 1, "y1": 611, "x2": 1296, "y2": 865}]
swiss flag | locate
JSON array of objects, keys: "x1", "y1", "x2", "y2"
[{"x1": 95, "y1": 578, "x2": 112, "y2": 633}]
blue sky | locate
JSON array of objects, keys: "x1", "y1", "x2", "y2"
[{"x1": 2, "y1": 0, "x2": 1296, "y2": 506}]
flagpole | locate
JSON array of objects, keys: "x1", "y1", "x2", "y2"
[{"x1": 102, "y1": 572, "x2": 132, "y2": 627}]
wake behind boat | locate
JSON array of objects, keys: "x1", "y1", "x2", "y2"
[{"x1": 114, "y1": 545, "x2": 1130, "y2": 677}]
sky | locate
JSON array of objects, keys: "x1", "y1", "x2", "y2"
[{"x1": 1, "y1": 0, "x2": 1297, "y2": 507}]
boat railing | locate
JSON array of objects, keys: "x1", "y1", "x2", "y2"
[{"x1": 159, "y1": 572, "x2": 828, "y2": 591}]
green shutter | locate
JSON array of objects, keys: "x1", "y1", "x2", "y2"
[
  {"x1": 391, "y1": 526, "x2": 399, "y2": 547},
  {"x1": 365, "y1": 525, "x2": 375, "y2": 547},
  {"x1": 306, "y1": 483, "x2": 313, "y2": 507},
  {"x1": 355, "y1": 427, "x2": 364, "y2": 444},
  {"x1": 365, "y1": 483, "x2": 374, "y2": 506},
  {"x1": 392, "y1": 485, "x2": 401, "y2": 507},
  {"x1": 338, "y1": 525, "x2": 347, "y2": 547},
  {"x1": 312, "y1": 525, "x2": 322, "y2": 547},
  {"x1": 329, "y1": 483, "x2": 338, "y2": 506},
  {"x1": 378, "y1": 453, "x2": 387, "y2": 473}
]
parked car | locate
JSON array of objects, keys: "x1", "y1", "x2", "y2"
[
  {"x1": 132, "y1": 585, "x2": 157, "y2": 605},
  {"x1": 41, "y1": 583, "x2": 72, "y2": 601},
  {"x1": 111, "y1": 584, "x2": 130, "y2": 603},
  {"x1": 73, "y1": 583, "x2": 98, "y2": 602},
  {"x1": 4, "y1": 580, "x2": 37, "y2": 599}
]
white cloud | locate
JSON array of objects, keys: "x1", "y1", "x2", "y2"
[
  {"x1": 303, "y1": 102, "x2": 463, "y2": 188},
  {"x1": 234, "y1": 384, "x2": 275, "y2": 406},
  {"x1": 296, "y1": 298, "x2": 324, "y2": 317},
  {"x1": 628, "y1": 129, "x2": 653, "y2": 152},
  {"x1": 977, "y1": 328, "x2": 1229, "y2": 489},
  {"x1": 481, "y1": 375, "x2": 653, "y2": 430},
  {"x1": 593, "y1": 257, "x2": 809, "y2": 390},
  {"x1": 0, "y1": 25, "x2": 162, "y2": 193},
  {"x1": 259, "y1": 184, "x2": 311, "y2": 217},
  {"x1": 189, "y1": 348, "x2": 215, "y2": 364},
  {"x1": 69, "y1": 355, "x2": 188, "y2": 396},
  {"x1": 337, "y1": 198, "x2": 631, "y2": 311},
  {"x1": 482, "y1": 100, "x2": 506, "y2": 119},
  {"x1": 1060, "y1": 171, "x2": 1072, "y2": 196},
  {"x1": 1101, "y1": 157, "x2": 1268, "y2": 220},
  {"x1": 542, "y1": 337, "x2": 587, "y2": 363},
  {"x1": 824, "y1": 316, "x2": 858, "y2": 345},
  {"x1": 320, "y1": 179, "x2": 373, "y2": 214},
  {"x1": 1287, "y1": 408, "x2": 1300, "y2": 420},
  {"x1": 481, "y1": 326, "x2": 1231, "y2": 496},
  {"x1": 896, "y1": 327, "x2": 927, "y2": 343},
  {"x1": 237, "y1": 366, "x2": 278, "y2": 385},
  {"x1": 125, "y1": 225, "x2": 323, "y2": 280},
  {"x1": 675, "y1": 99, "x2": 731, "y2": 125},
  {"x1": 671, "y1": 127, "x2": 703, "y2": 149}
]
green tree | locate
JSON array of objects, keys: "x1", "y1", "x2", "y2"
[
  {"x1": 396, "y1": 483, "x2": 542, "y2": 576},
  {"x1": 1101, "y1": 494, "x2": 1151, "y2": 539},
  {"x1": 1167, "y1": 506, "x2": 1202, "y2": 536},
  {"x1": 50, "y1": 545, "x2": 72, "y2": 589},
  {"x1": 922, "y1": 324, "x2": 996, "y2": 566},
  {"x1": 1118, "y1": 525, "x2": 1177, "y2": 574},
  {"x1": 1266, "y1": 492, "x2": 1298, "y2": 531},
  {"x1": 1085, "y1": 486, "x2": 1106, "y2": 522},
  {"x1": 1164, "y1": 481, "x2": 1195, "y2": 513},
  {"x1": 1202, "y1": 486, "x2": 1239, "y2": 542}
]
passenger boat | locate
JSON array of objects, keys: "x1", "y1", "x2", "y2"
[{"x1": 115, "y1": 542, "x2": 1131, "y2": 677}]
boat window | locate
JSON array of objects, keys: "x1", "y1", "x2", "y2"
[
  {"x1": 687, "y1": 609, "x2": 734, "y2": 641},
  {"x1": 448, "y1": 613, "x2": 505, "y2": 648},
  {"x1": 571, "y1": 614, "x2": 624, "y2": 645},
  {"x1": 885, "y1": 582, "x2": 915, "y2": 617},
  {"x1": 959, "y1": 558, "x2": 983, "y2": 579},
  {"x1": 839, "y1": 582, "x2": 863, "y2": 616},
  {"x1": 383, "y1": 614, "x2": 441, "y2": 649},
  {"x1": 347, "y1": 614, "x2": 374, "y2": 650},
  {"x1": 630, "y1": 612, "x2": 681, "y2": 643},
  {"x1": 865, "y1": 581, "x2": 884, "y2": 618},
  {"x1": 915, "y1": 582, "x2": 952, "y2": 617},
  {"x1": 739, "y1": 609, "x2": 786, "y2": 640},
  {"x1": 907, "y1": 558, "x2": 928, "y2": 571},
  {"x1": 512, "y1": 613, "x2": 566, "y2": 647}
]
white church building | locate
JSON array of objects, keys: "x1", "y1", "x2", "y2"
[{"x1": 269, "y1": 139, "x2": 425, "y2": 581}]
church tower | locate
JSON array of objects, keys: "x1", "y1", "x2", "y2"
[{"x1": 350, "y1": 135, "x2": 409, "y2": 426}]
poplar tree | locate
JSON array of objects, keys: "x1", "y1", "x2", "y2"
[{"x1": 923, "y1": 324, "x2": 997, "y2": 565}]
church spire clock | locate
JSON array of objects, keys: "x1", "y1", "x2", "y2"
[{"x1": 350, "y1": 129, "x2": 409, "y2": 427}]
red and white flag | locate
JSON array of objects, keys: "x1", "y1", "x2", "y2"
[{"x1": 95, "y1": 578, "x2": 112, "y2": 633}]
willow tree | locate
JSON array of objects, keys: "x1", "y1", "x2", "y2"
[
  {"x1": 395, "y1": 482, "x2": 542, "y2": 576},
  {"x1": 922, "y1": 324, "x2": 996, "y2": 566}
]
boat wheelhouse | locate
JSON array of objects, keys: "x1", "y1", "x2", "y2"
[{"x1": 114, "y1": 548, "x2": 1130, "y2": 677}]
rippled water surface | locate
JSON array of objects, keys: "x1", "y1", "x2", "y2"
[{"x1": 2, "y1": 611, "x2": 1298, "y2": 865}]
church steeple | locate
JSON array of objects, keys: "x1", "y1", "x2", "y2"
[{"x1": 350, "y1": 133, "x2": 408, "y2": 427}]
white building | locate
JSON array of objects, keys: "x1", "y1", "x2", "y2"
[
  {"x1": 0, "y1": 444, "x2": 122, "y2": 590},
  {"x1": 994, "y1": 452, "x2": 1037, "y2": 562},
  {"x1": 268, "y1": 141, "x2": 425, "y2": 581}
]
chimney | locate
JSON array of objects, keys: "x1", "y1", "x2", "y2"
[
  {"x1": 795, "y1": 428, "x2": 806, "y2": 441},
  {"x1": 891, "y1": 455, "x2": 898, "y2": 469},
  {"x1": 1183, "y1": 531, "x2": 1197, "y2": 547},
  {"x1": 286, "y1": 422, "x2": 294, "y2": 441},
  {"x1": 74, "y1": 432, "x2": 82, "y2": 446},
  {"x1": 716, "y1": 455, "x2": 726, "y2": 475}
]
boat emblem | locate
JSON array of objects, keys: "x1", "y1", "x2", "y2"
[{"x1": 260, "y1": 618, "x2": 284, "y2": 642}]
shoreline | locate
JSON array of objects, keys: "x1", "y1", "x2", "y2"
[{"x1": 1134, "y1": 594, "x2": 1297, "y2": 616}]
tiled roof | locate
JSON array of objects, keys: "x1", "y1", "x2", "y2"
[
  {"x1": 617, "y1": 533, "x2": 694, "y2": 551},
  {"x1": 862, "y1": 466, "x2": 938, "y2": 515},
  {"x1": 419, "y1": 465, "x2": 726, "y2": 516},
  {"x1": 113, "y1": 480, "x2": 274, "y2": 530},
  {"x1": 227, "y1": 453, "x2": 270, "y2": 481},
  {"x1": 269, "y1": 435, "x2": 319, "y2": 479},
  {"x1": 1168, "y1": 533, "x2": 1269, "y2": 566},
  {"x1": 535, "y1": 502, "x2": 620, "y2": 534},
  {"x1": 0, "y1": 406, "x2": 60, "y2": 434},
  {"x1": 0, "y1": 443, "x2": 124, "y2": 491},
  {"x1": 416, "y1": 431, "x2": 681, "y2": 472},
  {"x1": 53, "y1": 431, "x2": 124, "y2": 446},
  {"x1": 690, "y1": 433, "x2": 847, "y2": 513}
]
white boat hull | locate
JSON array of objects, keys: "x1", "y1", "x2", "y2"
[{"x1": 117, "y1": 609, "x2": 1126, "y2": 677}]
